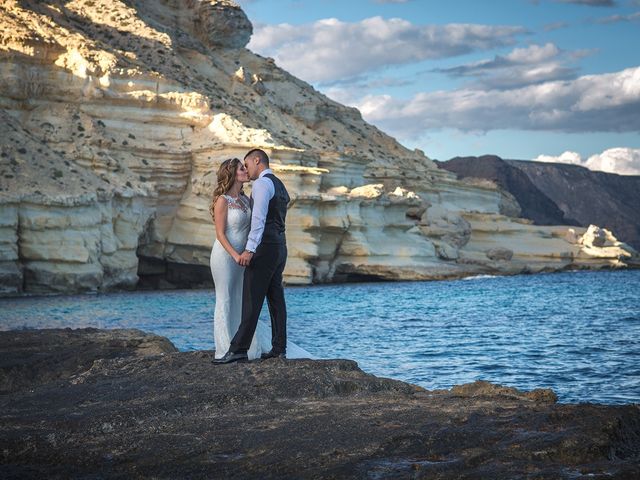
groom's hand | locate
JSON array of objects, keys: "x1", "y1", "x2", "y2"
[{"x1": 239, "y1": 250, "x2": 254, "y2": 266}]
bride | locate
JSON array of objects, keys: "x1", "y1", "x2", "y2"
[{"x1": 209, "y1": 158, "x2": 312, "y2": 360}]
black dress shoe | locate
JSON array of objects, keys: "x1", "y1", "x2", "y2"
[
  {"x1": 213, "y1": 351, "x2": 248, "y2": 364},
  {"x1": 260, "y1": 350, "x2": 286, "y2": 360}
]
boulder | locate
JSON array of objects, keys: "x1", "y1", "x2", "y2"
[
  {"x1": 486, "y1": 247, "x2": 514, "y2": 261},
  {"x1": 581, "y1": 224, "x2": 610, "y2": 248}
]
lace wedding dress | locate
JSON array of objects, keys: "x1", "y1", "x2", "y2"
[{"x1": 210, "y1": 194, "x2": 312, "y2": 360}]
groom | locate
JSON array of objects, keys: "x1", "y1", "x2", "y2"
[{"x1": 214, "y1": 149, "x2": 291, "y2": 364}]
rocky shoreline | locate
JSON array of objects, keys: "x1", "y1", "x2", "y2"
[
  {"x1": 3, "y1": 260, "x2": 640, "y2": 300},
  {"x1": 1, "y1": 328, "x2": 639, "y2": 479}
]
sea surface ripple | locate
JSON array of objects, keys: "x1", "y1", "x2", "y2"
[{"x1": 1, "y1": 269, "x2": 639, "y2": 404}]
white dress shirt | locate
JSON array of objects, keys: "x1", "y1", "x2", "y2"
[{"x1": 245, "y1": 168, "x2": 275, "y2": 253}]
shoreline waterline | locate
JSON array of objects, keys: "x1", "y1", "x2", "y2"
[
  {"x1": 2, "y1": 264, "x2": 638, "y2": 300},
  {"x1": 1, "y1": 269, "x2": 639, "y2": 405}
]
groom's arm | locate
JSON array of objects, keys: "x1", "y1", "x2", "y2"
[
  {"x1": 240, "y1": 176, "x2": 274, "y2": 265},
  {"x1": 246, "y1": 176, "x2": 275, "y2": 252}
]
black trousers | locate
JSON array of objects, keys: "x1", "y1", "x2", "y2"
[{"x1": 230, "y1": 242, "x2": 287, "y2": 354}]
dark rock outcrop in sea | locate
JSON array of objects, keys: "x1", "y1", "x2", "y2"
[
  {"x1": 438, "y1": 155, "x2": 640, "y2": 250},
  {"x1": 1, "y1": 328, "x2": 639, "y2": 479}
]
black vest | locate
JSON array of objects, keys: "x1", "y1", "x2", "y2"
[{"x1": 261, "y1": 173, "x2": 290, "y2": 245}]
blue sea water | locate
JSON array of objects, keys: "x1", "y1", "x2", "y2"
[{"x1": 1, "y1": 269, "x2": 639, "y2": 404}]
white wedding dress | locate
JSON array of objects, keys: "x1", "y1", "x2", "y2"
[{"x1": 210, "y1": 194, "x2": 312, "y2": 360}]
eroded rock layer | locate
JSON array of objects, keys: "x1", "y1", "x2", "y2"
[{"x1": 1, "y1": 0, "x2": 637, "y2": 295}]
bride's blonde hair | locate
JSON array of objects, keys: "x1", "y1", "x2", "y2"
[{"x1": 210, "y1": 158, "x2": 243, "y2": 221}]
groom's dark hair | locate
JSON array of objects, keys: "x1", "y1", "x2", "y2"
[{"x1": 244, "y1": 148, "x2": 270, "y2": 166}]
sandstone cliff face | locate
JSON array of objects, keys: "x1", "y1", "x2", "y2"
[{"x1": 0, "y1": 0, "x2": 637, "y2": 295}]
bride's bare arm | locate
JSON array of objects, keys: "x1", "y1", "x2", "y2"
[{"x1": 214, "y1": 197, "x2": 241, "y2": 263}]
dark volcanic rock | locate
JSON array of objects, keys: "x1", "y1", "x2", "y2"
[
  {"x1": 508, "y1": 160, "x2": 640, "y2": 251},
  {"x1": 1, "y1": 329, "x2": 639, "y2": 479},
  {"x1": 437, "y1": 155, "x2": 640, "y2": 250},
  {"x1": 0, "y1": 328, "x2": 177, "y2": 393},
  {"x1": 437, "y1": 156, "x2": 573, "y2": 226}
]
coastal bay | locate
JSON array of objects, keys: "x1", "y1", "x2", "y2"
[{"x1": 1, "y1": 1, "x2": 639, "y2": 477}]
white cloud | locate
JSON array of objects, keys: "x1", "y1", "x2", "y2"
[
  {"x1": 434, "y1": 43, "x2": 588, "y2": 89},
  {"x1": 596, "y1": 11, "x2": 640, "y2": 23},
  {"x1": 555, "y1": 0, "x2": 616, "y2": 6},
  {"x1": 249, "y1": 17, "x2": 526, "y2": 83},
  {"x1": 543, "y1": 21, "x2": 569, "y2": 31},
  {"x1": 531, "y1": 0, "x2": 616, "y2": 7},
  {"x1": 585, "y1": 147, "x2": 640, "y2": 174},
  {"x1": 535, "y1": 150, "x2": 584, "y2": 165},
  {"x1": 331, "y1": 66, "x2": 640, "y2": 137},
  {"x1": 506, "y1": 43, "x2": 560, "y2": 63},
  {"x1": 533, "y1": 148, "x2": 640, "y2": 175}
]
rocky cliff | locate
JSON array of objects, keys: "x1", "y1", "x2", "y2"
[
  {"x1": 511, "y1": 159, "x2": 640, "y2": 251},
  {"x1": 439, "y1": 156, "x2": 640, "y2": 251},
  {"x1": 2, "y1": 328, "x2": 639, "y2": 478},
  {"x1": 438, "y1": 156, "x2": 574, "y2": 226},
  {"x1": 1, "y1": 0, "x2": 638, "y2": 295}
]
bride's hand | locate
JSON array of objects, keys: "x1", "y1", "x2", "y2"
[
  {"x1": 232, "y1": 252, "x2": 241, "y2": 264},
  {"x1": 238, "y1": 250, "x2": 253, "y2": 267}
]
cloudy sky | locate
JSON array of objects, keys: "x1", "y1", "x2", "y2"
[{"x1": 237, "y1": 0, "x2": 640, "y2": 172}]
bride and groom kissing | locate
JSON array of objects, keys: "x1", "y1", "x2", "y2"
[{"x1": 209, "y1": 149, "x2": 311, "y2": 363}]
